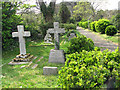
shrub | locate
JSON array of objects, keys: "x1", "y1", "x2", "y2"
[
  {"x1": 105, "y1": 25, "x2": 117, "y2": 36},
  {"x1": 58, "y1": 48, "x2": 120, "y2": 88},
  {"x1": 66, "y1": 30, "x2": 81, "y2": 37},
  {"x1": 67, "y1": 35, "x2": 94, "y2": 54},
  {"x1": 95, "y1": 19, "x2": 110, "y2": 34},
  {"x1": 61, "y1": 24, "x2": 77, "y2": 31},
  {"x1": 90, "y1": 21, "x2": 97, "y2": 32},
  {"x1": 69, "y1": 17, "x2": 76, "y2": 24},
  {"x1": 82, "y1": 21, "x2": 88, "y2": 29},
  {"x1": 78, "y1": 22, "x2": 83, "y2": 27}
]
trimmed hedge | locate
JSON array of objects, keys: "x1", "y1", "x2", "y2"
[
  {"x1": 95, "y1": 19, "x2": 110, "y2": 34},
  {"x1": 67, "y1": 35, "x2": 94, "y2": 54},
  {"x1": 105, "y1": 25, "x2": 117, "y2": 36},
  {"x1": 58, "y1": 48, "x2": 120, "y2": 88},
  {"x1": 90, "y1": 21, "x2": 97, "y2": 32}
]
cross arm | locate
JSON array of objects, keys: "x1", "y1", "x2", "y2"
[
  {"x1": 12, "y1": 32, "x2": 18, "y2": 37},
  {"x1": 23, "y1": 31, "x2": 31, "y2": 37}
]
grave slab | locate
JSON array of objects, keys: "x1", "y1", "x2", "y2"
[
  {"x1": 43, "y1": 67, "x2": 57, "y2": 75},
  {"x1": 49, "y1": 49, "x2": 65, "y2": 63}
]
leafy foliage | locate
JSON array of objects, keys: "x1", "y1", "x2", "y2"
[
  {"x1": 67, "y1": 35, "x2": 94, "y2": 54},
  {"x1": 73, "y1": 1, "x2": 94, "y2": 21},
  {"x1": 60, "y1": 23, "x2": 77, "y2": 32},
  {"x1": 95, "y1": 19, "x2": 110, "y2": 34},
  {"x1": 90, "y1": 21, "x2": 97, "y2": 32},
  {"x1": 105, "y1": 25, "x2": 117, "y2": 36},
  {"x1": 2, "y1": 2, "x2": 23, "y2": 49},
  {"x1": 38, "y1": 1, "x2": 55, "y2": 22},
  {"x1": 58, "y1": 48, "x2": 120, "y2": 88},
  {"x1": 59, "y1": 3, "x2": 71, "y2": 23},
  {"x1": 110, "y1": 13, "x2": 120, "y2": 31}
]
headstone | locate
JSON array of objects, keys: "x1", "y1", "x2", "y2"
[
  {"x1": 8, "y1": 25, "x2": 34, "y2": 65},
  {"x1": 43, "y1": 67, "x2": 57, "y2": 75},
  {"x1": 47, "y1": 22, "x2": 65, "y2": 50},
  {"x1": 47, "y1": 22, "x2": 65, "y2": 63},
  {"x1": 49, "y1": 49, "x2": 65, "y2": 63},
  {"x1": 44, "y1": 33, "x2": 52, "y2": 44},
  {"x1": 68, "y1": 33, "x2": 76, "y2": 41}
]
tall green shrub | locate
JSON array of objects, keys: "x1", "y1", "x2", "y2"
[
  {"x1": 2, "y1": 2, "x2": 23, "y2": 50},
  {"x1": 95, "y1": 19, "x2": 110, "y2": 34},
  {"x1": 90, "y1": 21, "x2": 97, "y2": 32},
  {"x1": 67, "y1": 35, "x2": 94, "y2": 54},
  {"x1": 105, "y1": 25, "x2": 117, "y2": 36}
]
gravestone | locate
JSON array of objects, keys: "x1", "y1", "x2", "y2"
[
  {"x1": 43, "y1": 67, "x2": 58, "y2": 75},
  {"x1": 8, "y1": 25, "x2": 34, "y2": 65},
  {"x1": 48, "y1": 22, "x2": 65, "y2": 63},
  {"x1": 44, "y1": 33, "x2": 52, "y2": 44},
  {"x1": 68, "y1": 33, "x2": 76, "y2": 41}
]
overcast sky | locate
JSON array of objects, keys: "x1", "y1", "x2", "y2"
[{"x1": 24, "y1": 0, "x2": 120, "y2": 10}]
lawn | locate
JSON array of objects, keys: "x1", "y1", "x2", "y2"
[{"x1": 2, "y1": 38, "x2": 68, "y2": 88}]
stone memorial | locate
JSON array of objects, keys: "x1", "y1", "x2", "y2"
[
  {"x1": 43, "y1": 67, "x2": 58, "y2": 75},
  {"x1": 47, "y1": 22, "x2": 65, "y2": 63},
  {"x1": 68, "y1": 33, "x2": 76, "y2": 41},
  {"x1": 44, "y1": 33, "x2": 52, "y2": 44},
  {"x1": 8, "y1": 25, "x2": 33, "y2": 65}
]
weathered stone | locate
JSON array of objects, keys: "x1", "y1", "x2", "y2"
[
  {"x1": 43, "y1": 67, "x2": 57, "y2": 75},
  {"x1": 68, "y1": 33, "x2": 76, "y2": 41},
  {"x1": 8, "y1": 61, "x2": 29, "y2": 65},
  {"x1": 49, "y1": 49, "x2": 65, "y2": 63},
  {"x1": 44, "y1": 33, "x2": 53, "y2": 44},
  {"x1": 20, "y1": 65, "x2": 26, "y2": 69},
  {"x1": 32, "y1": 64, "x2": 38, "y2": 69},
  {"x1": 47, "y1": 22, "x2": 65, "y2": 50},
  {"x1": 12, "y1": 25, "x2": 31, "y2": 55}
]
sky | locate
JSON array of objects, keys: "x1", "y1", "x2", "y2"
[{"x1": 24, "y1": 0, "x2": 120, "y2": 10}]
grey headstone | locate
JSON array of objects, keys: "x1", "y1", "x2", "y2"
[
  {"x1": 43, "y1": 67, "x2": 57, "y2": 75},
  {"x1": 49, "y1": 49, "x2": 65, "y2": 63}
]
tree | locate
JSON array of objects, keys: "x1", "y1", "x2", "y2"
[
  {"x1": 73, "y1": 1, "x2": 93, "y2": 21},
  {"x1": 36, "y1": 0, "x2": 56, "y2": 22},
  {"x1": 2, "y1": 2, "x2": 23, "y2": 49},
  {"x1": 58, "y1": 2, "x2": 71, "y2": 23}
]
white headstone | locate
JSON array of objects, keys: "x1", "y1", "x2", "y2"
[{"x1": 12, "y1": 25, "x2": 31, "y2": 55}]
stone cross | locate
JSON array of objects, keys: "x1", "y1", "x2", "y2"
[
  {"x1": 47, "y1": 22, "x2": 65, "y2": 50},
  {"x1": 12, "y1": 25, "x2": 31, "y2": 55}
]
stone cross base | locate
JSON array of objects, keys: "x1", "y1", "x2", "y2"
[
  {"x1": 49, "y1": 49, "x2": 65, "y2": 63},
  {"x1": 8, "y1": 54, "x2": 34, "y2": 65},
  {"x1": 43, "y1": 67, "x2": 58, "y2": 75}
]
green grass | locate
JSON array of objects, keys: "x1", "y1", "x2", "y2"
[{"x1": 2, "y1": 39, "x2": 69, "y2": 88}]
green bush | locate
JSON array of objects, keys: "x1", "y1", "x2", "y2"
[
  {"x1": 78, "y1": 22, "x2": 83, "y2": 27},
  {"x1": 58, "y1": 48, "x2": 120, "y2": 88},
  {"x1": 69, "y1": 17, "x2": 76, "y2": 24},
  {"x1": 95, "y1": 19, "x2": 110, "y2": 34},
  {"x1": 90, "y1": 21, "x2": 97, "y2": 32},
  {"x1": 105, "y1": 25, "x2": 117, "y2": 36},
  {"x1": 82, "y1": 21, "x2": 88, "y2": 29},
  {"x1": 66, "y1": 30, "x2": 81, "y2": 37},
  {"x1": 61, "y1": 24, "x2": 77, "y2": 31},
  {"x1": 67, "y1": 35, "x2": 94, "y2": 54}
]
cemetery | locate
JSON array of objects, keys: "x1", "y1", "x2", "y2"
[{"x1": 1, "y1": 0, "x2": 120, "y2": 89}]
